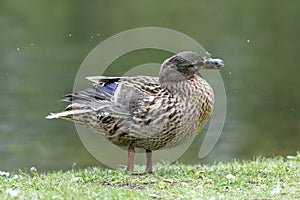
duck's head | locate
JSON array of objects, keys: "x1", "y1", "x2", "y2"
[{"x1": 159, "y1": 51, "x2": 224, "y2": 83}]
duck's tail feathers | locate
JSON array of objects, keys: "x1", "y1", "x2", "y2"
[
  {"x1": 63, "y1": 87, "x2": 112, "y2": 110},
  {"x1": 45, "y1": 108, "x2": 92, "y2": 120}
]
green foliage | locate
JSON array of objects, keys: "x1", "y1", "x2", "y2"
[
  {"x1": 0, "y1": 155, "x2": 299, "y2": 199},
  {"x1": 287, "y1": 151, "x2": 300, "y2": 162}
]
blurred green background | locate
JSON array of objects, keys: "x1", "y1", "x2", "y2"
[{"x1": 1, "y1": 0, "x2": 299, "y2": 172}]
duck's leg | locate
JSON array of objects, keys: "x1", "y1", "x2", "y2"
[
  {"x1": 126, "y1": 146, "x2": 135, "y2": 172},
  {"x1": 145, "y1": 149, "x2": 153, "y2": 173}
]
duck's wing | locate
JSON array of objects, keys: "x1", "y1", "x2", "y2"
[
  {"x1": 61, "y1": 76, "x2": 161, "y2": 119},
  {"x1": 63, "y1": 76, "x2": 121, "y2": 113},
  {"x1": 86, "y1": 76, "x2": 120, "y2": 84}
]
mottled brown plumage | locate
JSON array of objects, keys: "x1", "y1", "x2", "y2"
[{"x1": 46, "y1": 51, "x2": 224, "y2": 172}]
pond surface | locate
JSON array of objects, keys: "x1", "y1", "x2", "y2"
[{"x1": 0, "y1": 1, "x2": 299, "y2": 172}]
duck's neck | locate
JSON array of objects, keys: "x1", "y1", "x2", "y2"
[{"x1": 160, "y1": 76, "x2": 198, "y2": 96}]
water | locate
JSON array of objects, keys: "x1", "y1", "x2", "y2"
[{"x1": 0, "y1": 1, "x2": 299, "y2": 172}]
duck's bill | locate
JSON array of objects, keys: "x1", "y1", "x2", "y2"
[{"x1": 201, "y1": 58, "x2": 225, "y2": 69}]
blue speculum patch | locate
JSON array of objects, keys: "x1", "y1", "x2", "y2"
[{"x1": 103, "y1": 82, "x2": 118, "y2": 95}]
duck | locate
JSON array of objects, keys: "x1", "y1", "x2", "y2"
[{"x1": 46, "y1": 51, "x2": 224, "y2": 172}]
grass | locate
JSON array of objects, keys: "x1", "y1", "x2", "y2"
[{"x1": 0, "y1": 153, "x2": 299, "y2": 199}]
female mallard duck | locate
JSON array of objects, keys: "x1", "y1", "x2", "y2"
[{"x1": 46, "y1": 51, "x2": 224, "y2": 172}]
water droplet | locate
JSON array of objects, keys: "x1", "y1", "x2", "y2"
[
  {"x1": 30, "y1": 43, "x2": 34, "y2": 47},
  {"x1": 291, "y1": 107, "x2": 295, "y2": 112},
  {"x1": 229, "y1": 71, "x2": 232, "y2": 75},
  {"x1": 16, "y1": 48, "x2": 20, "y2": 51},
  {"x1": 97, "y1": 33, "x2": 100, "y2": 36},
  {"x1": 90, "y1": 36, "x2": 94, "y2": 39},
  {"x1": 246, "y1": 39, "x2": 250, "y2": 43},
  {"x1": 68, "y1": 33, "x2": 72, "y2": 37}
]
